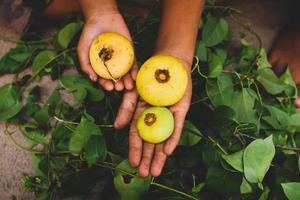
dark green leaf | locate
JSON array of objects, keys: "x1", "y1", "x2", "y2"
[
  {"x1": 85, "y1": 135, "x2": 107, "y2": 166},
  {"x1": 0, "y1": 44, "x2": 33, "y2": 74},
  {"x1": 202, "y1": 16, "x2": 229, "y2": 47},
  {"x1": 208, "y1": 53, "x2": 223, "y2": 78},
  {"x1": 179, "y1": 121, "x2": 202, "y2": 146},
  {"x1": 195, "y1": 40, "x2": 207, "y2": 61}
]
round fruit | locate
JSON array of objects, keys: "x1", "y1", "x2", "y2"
[
  {"x1": 136, "y1": 55, "x2": 188, "y2": 106},
  {"x1": 137, "y1": 107, "x2": 174, "y2": 144},
  {"x1": 89, "y1": 32, "x2": 134, "y2": 80}
]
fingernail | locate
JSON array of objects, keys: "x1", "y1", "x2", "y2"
[
  {"x1": 89, "y1": 74, "x2": 96, "y2": 81},
  {"x1": 295, "y1": 98, "x2": 300, "y2": 108}
]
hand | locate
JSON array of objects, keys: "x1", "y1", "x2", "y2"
[
  {"x1": 77, "y1": 13, "x2": 137, "y2": 91},
  {"x1": 128, "y1": 60, "x2": 192, "y2": 177}
]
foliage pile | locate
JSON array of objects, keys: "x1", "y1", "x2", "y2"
[{"x1": 0, "y1": 2, "x2": 300, "y2": 200}]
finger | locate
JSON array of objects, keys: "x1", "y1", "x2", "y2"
[
  {"x1": 123, "y1": 73, "x2": 134, "y2": 90},
  {"x1": 268, "y1": 49, "x2": 287, "y2": 75},
  {"x1": 163, "y1": 109, "x2": 187, "y2": 156},
  {"x1": 114, "y1": 89, "x2": 138, "y2": 129},
  {"x1": 128, "y1": 101, "x2": 148, "y2": 167},
  {"x1": 130, "y1": 63, "x2": 139, "y2": 81},
  {"x1": 98, "y1": 78, "x2": 114, "y2": 91},
  {"x1": 138, "y1": 142, "x2": 155, "y2": 177},
  {"x1": 150, "y1": 144, "x2": 167, "y2": 177},
  {"x1": 295, "y1": 98, "x2": 300, "y2": 109},
  {"x1": 115, "y1": 79, "x2": 125, "y2": 91},
  {"x1": 77, "y1": 34, "x2": 97, "y2": 82}
]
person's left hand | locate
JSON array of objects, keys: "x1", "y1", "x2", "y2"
[{"x1": 128, "y1": 59, "x2": 192, "y2": 177}]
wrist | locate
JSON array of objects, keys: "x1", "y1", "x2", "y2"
[{"x1": 81, "y1": 1, "x2": 120, "y2": 21}]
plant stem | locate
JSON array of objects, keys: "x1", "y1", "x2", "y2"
[
  {"x1": 54, "y1": 116, "x2": 114, "y2": 128},
  {"x1": 151, "y1": 182, "x2": 199, "y2": 200}
]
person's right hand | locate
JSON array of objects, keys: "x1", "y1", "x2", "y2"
[{"x1": 77, "y1": 13, "x2": 138, "y2": 91}]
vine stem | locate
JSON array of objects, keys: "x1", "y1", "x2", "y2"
[
  {"x1": 151, "y1": 182, "x2": 199, "y2": 200},
  {"x1": 20, "y1": 47, "x2": 76, "y2": 95},
  {"x1": 54, "y1": 116, "x2": 114, "y2": 128},
  {"x1": 4, "y1": 123, "x2": 44, "y2": 154}
]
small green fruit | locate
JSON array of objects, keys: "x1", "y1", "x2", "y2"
[{"x1": 137, "y1": 107, "x2": 174, "y2": 144}]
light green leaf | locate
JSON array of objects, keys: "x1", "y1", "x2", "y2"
[
  {"x1": 32, "y1": 50, "x2": 57, "y2": 76},
  {"x1": 179, "y1": 121, "x2": 202, "y2": 146},
  {"x1": 257, "y1": 49, "x2": 272, "y2": 69},
  {"x1": 206, "y1": 74, "x2": 234, "y2": 107},
  {"x1": 69, "y1": 116, "x2": 101, "y2": 154},
  {"x1": 258, "y1": 187, "x2": 270, "y2": 200},
  {"x1": 222, "y1": 150, "x2": 244, "y2": 172},
  {"x1": 230, "y1": 88, "x2": 257, "y2": 124},
  {"x1": 281, "y1": 182, "x2": 300, "y2": 200},
  {"x1": 257, "y1": 68, "x2": 286, "y2": 95},
  {"x1": 202, "y1": 16, "x2": 229, "y2": 47},
  {"x1": 0, "y1": 84, "x2": 22, "y2": 120},
  {"x1": 21, "y1": 123, "x2": 49, "y2": 145},
  {"x1": 114, "y1": 160, "x2": 151, "y2": 200},
  {"x1": 240, "y1": 177, "x2": 252, "y2": 194},
  {"x1": 243, "y1": 135, "x2": 275, "y2": 183},
  {"x1": 57, "y1": 22, "x2": 83, "y2": 48}
]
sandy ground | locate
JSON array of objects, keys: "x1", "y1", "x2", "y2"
[{"x1": 0, "y1": 0, "x2": 292, "y2": 199}]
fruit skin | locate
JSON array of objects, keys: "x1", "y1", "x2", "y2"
[
  {"x1": 89, "y1": 32, "x2": 134, "y2": 79},
  {"x1": 136, "y1": 54, "x2": 188, "y2": 106},
  {"x1": 137, "y1": 107, "x2": 174, "y2": 144}
]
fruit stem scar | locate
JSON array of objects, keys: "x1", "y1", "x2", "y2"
[
  {"x1": 144, "y1": 113, "x2": 157, "y2": 126},
  {"x1": 98, "y1": 47, "x2": 118, "y2": 82},
  {"x1": 155, "y1": 69, "x2": 170, "y2": 83}
]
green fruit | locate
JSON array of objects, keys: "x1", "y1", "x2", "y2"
[{"x1": 137, "y1": 107, "x2": 174, "y2": 144}]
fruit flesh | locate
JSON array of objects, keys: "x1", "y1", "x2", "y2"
[
  {"x1": 136, "y1": 55, "x2": 188, "y2": 106},
  {"x1": 137, "y1": 107, "x2": 174, "y2": 144},
  {"x1": 89, "y1": 32, "x2": 134, "y2": 80}
]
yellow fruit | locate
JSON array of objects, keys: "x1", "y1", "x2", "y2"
[
  {"x1": 136, "y1": 55, "x2": 188, "y2": 106},
  {"x1": 137, "y1": 107, "x2": 174, "y2": 144},
  {"x1": 89, "y1": 32, "x2": 134, "y2": 80}
]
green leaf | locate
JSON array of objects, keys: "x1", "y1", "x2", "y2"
[
  {"x1": 60, "y1": 76, "x2": 104, "y2": 102},
  {"x1": 192, "y1": 182, "x2": 205, "y2": 195},
  {"x1": 202, "y1": 16, "x2": 229, "y2": 47},
  {"x1": 208, "y1": 53, "x2": 223, "y2": 78},
  {"x1": 243, "y1": 135, "x2": 275, "y2": 183},
  {"x1": 257, "y1": 49, "x2": 272, "y2": 69},
  {"x1": 239, "y1": 40, "x2": 258, "y2": 68},
  {"x1": 33, "y1": 107, "x2": 50, "y2": 126},
  {"x1": 114, "y1": 160, "x2": 151, "y2": 200},
  {"x1": 179, "y1": 121, "x2": 202, "y2": 146},
  {"x1": 69, "y1": 116, "x2": 101, "y2": 154},
  {"x1": 85, "y1": 135, "x2": 107, "y2": 166},
  {"x1": 214, "y1": 105, "x2": 235, "y2": 127},
  {"x1": 240, "y1": 177, "x2": 252, "y2": 194},
  {"x1": 222, "y1": 150, "x2": 244, "y2": 172},
  {"x1": 280, "y1": 68, "x2": 298, "y2": 97},
  {"x1": 257, "y1": 68, "x2": 286, "y2": 95},
  {"x1": 195, "y1": 40, "x2": 207, "y2": 61},
  {"x1": 281, "y1": 182, "x2": 300, "y2": 200},
  {"x1": 32, "y1": 50, "x2": 57, "y2": 76},
  {"x1": 206, "y1": 74, "x2": 234, "y2": 107},
  {"x1": 230, "y1": 88, "x2": 257, "y2": 124},
  {"x1": 263, "y1": 106, "x2": 289, "y2": 129},
  {"x1": 57, "y1": 22, "x2": 83, "y2": 48},
  {"x1": 0, "y1": 44, "x2": 33, "y2": 74},
  {"x1": 0, "y1": 84, "x2": 22, "y2": 120}
]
